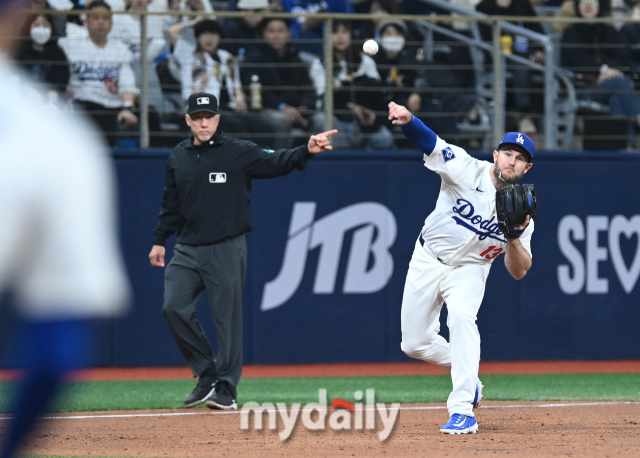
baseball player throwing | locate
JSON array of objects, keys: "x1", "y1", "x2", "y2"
[{"x1": 388, "y1": 101, "x2": 534, "y2": 434}]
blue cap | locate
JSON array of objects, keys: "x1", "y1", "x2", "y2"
[{"x1": 498, "y1": 132, "x2": 534, "y2": 161}]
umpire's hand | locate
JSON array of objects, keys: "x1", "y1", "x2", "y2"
[
  {"x1": 388, "y1": 101, "x2": 413, "y2": 125},
  {"x1": 308, "y1": 129, "x2": 338, "y2": 154},
  {"x1": 149, "y1": 245, "x2": 166, "y2": 267}
]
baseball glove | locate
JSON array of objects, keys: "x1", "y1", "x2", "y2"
[{"x1": 495, "y1": 184, "x2": 537, "y2": 239}]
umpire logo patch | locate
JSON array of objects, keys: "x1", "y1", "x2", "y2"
[
  {"x1": 442, "y1": 147, "x2": 455, "y2": 162},
  {"x1": 209, "y1": 173, "x2": 227, "y2": 183}
]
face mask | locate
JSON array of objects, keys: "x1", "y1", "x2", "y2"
[
  {"x1": 380, "y1": 36, "x2": 405, "y2": 53},
  {"x1": 31, "y1": 26, "x2": 51, "y2": 45}
]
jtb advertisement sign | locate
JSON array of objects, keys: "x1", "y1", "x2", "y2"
[
  {"x1": 245, "y1": 153, "x2": 640, "y2": 363},
  {"x1": 7, "y1": 150, "x2": 630, "y2": 368}
]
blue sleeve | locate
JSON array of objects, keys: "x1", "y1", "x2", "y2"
[{"x1": 400, "y1": 115, "x2": 438, "y2": 155}]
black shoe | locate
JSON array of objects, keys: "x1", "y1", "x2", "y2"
[
  {"x1": 184, "y1": 376, "x2": 217, "y2": 408},
  {"x1": 206, "y1": 380, "x2": 237, "y2": 410}
]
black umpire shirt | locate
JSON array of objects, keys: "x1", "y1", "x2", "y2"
[{"x1": 153, "y1": 131, "x2": 314, "y2": 247}]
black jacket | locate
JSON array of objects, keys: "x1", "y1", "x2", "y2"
[
  {"x1": 15, "y1": 43, "x2": 69, "y2": 94},
  {"x1": 240, "y1": 44, "x2": 316, "y2": 110},
  {"x1": 154, "y1": 131, "x2": 314, "y2": 246},
  {"x1": 561, "y1": 23, "x2": 629, "y2": 76}
]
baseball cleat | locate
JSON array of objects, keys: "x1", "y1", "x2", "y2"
[
  {"x1": 440, "y1": 414, "x2": 479, "y2": 434},
  {"x1": 184, "y1": 376, "x2": 217, "y2": 408},
  {"x1": 473, "y1": 379, "x2": 484, "y2": 409}
]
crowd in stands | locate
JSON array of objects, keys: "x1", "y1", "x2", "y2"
[{"x1": 10, "y1": 0, "x2": 640, "y2": 150}]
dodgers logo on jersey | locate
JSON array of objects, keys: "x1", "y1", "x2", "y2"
[
  {"x1": 442, "y1": 146, "x2": 455, "y2": 162},
  {"x1": 516, "y1": 134, "x2": 525, "y2": 144},
  {"x1": 451, "y1": 199, "x2": 506, "y2": 242},
  {"x1": 73, "y1": 61, "x2": 122, "y2": 82}
]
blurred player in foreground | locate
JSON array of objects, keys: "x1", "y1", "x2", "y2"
[
  {"x1": 389, "y1": 101, "x2": 534, "y2": 434},
  {"x1": 0, "y1": 1, "x2": 130, "y2": 456}
]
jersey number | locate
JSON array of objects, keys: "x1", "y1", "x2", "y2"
[{"x1": 479, "y1": 246, "x2": 503, "y2": 259}]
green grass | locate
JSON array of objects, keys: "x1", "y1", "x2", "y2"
[{"x1": 2, "y1": 373, "x2": 639, "y2": 413}]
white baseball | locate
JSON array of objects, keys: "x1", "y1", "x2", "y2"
[{"x1": 363, "y1": 39, "x2": 379, "y2": 56}]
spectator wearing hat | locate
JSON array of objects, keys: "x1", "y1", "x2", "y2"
[
  {"x1": 240, "y1": 17, "x2": 326, "y2": 149},
  {"x1": 148, "y1": 92, "x2": 337, "y2": 411},
  {"x1": 374, "y1": 19, "x2": 477, "y2": 145},
  {"x1": 221, "y1": 0, "x2": 280, "y2": 57}
]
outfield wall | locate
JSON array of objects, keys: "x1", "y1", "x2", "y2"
[{"x1": 4, "y1": 149, "x2": 640, "y2": 368}]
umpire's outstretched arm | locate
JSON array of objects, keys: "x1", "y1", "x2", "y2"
[{"x1": 246, "y1": 130, "x2": 338, "y2": 178}]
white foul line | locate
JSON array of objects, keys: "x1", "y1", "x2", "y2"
[{"x1": 0, "y1": 401, "x2": 637, "y2": 421}]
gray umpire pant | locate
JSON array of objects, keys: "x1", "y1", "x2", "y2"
[{"x1": 162, "y1": 235, "x2": 246, "y2": 389}]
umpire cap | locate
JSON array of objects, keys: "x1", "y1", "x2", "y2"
[
  {"x1": 187, "y1": 93, "x2": 219, "y2": 116},
  {"x1": 498, "y1": 132, "x2": 534, "y2": 161}
]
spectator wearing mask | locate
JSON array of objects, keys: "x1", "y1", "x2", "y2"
[
  {"x1": 353, "y1": 0, "x2": 424, "y2": 49},
  {"x1": 58, "y1": 1, "x2": 139, "y2": 146},
  {"x1": 26, "y1": 0, "x2": 66, "y2": 38},
  {"x1": 374, "y1": 19, "x2": 475, "y2": 141},
  {"x1": 240, "y1": 17, "x2": 325, "y2": 149},
  {"x1": 374, "y1": 19, "x2": 477, "y2": 145},
  {"x1": 15, "y1": 13, "x2": 70, "y2": 103},
  {"x1": 310, "y1": 19, "x2": 394, "y2": 149}
]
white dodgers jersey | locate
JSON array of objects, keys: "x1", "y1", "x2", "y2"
[{"x1": 420, "y1": 137, "x2": 534, "y2": 266}]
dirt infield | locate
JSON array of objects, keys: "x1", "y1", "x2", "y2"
[
  {"x1": 9, "y1": 401, "x2": 640, "y2": 457},
  {"x1": 2, "y1": 363, "x2": 640, "y2": 457}
]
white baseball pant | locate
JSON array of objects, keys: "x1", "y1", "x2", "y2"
[{"x1": 401, "y1": 237, "x2": 490, "y2": 417}]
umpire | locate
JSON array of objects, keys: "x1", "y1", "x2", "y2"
[{"x1": 149, "y1": 92, "x2": 336, "y2": 410}]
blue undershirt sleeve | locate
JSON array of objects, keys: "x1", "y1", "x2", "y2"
[{"x1": 400, "y1": 115, "x2": 438, "y2": 155}]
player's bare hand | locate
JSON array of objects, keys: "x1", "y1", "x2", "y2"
[
  {"x1": 388, "y1": 101, "x2": 412, "y2": 125},
  {"x1": 149, "y1": 245, "x2": 166, "y2": 267},
  {"x1": 308, "y1": 129, "x2": 338, "y2": 154},
  {"x1": 118, "y1": 109, "x2": 138, "y2": 125}
]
